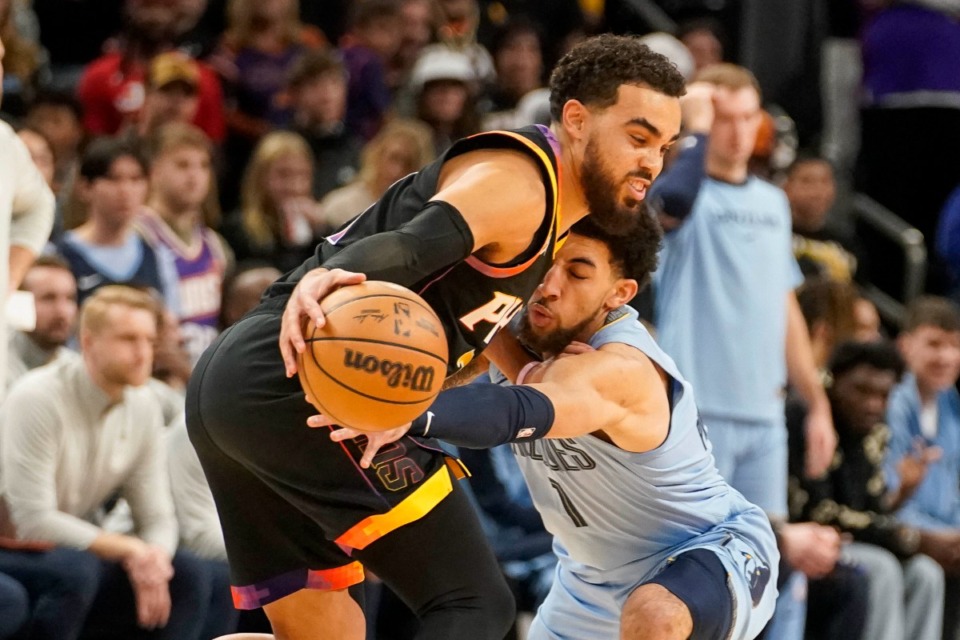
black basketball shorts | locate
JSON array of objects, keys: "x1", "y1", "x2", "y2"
[{"x1": 185, "y1": 299, "x2": 465, "y2": 609}]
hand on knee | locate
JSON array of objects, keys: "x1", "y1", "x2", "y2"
[{"x1": 620, "y1": 584, "x2": 693, "y2": 640}]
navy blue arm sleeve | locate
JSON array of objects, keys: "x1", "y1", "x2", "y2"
[
  {"x1": 646, "y1": 133, "x2": 708, "y2": 223},
  {"x1": 320, "y1": 200, "x2": 475, "y2": 288},
  {"x1": 408, "y1": 383, "x2": 555, "y2": 449}
]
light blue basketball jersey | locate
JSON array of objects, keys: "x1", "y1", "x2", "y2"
[
  {"x1": 653, "y1": 177, "x2": 802, "y2": 423},
  {"x1": 500, "y1": 307, "x2": 779, "y2": 639}
]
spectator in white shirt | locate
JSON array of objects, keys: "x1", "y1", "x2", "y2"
[{"x1": 0, "y1": 285, "x2": 234, "y2": 639}]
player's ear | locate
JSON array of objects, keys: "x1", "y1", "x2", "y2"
[
  {"x1": 561, "y1": 99, "x2": 589, "y2": 141},
  {"x1": 607, "y1": 278, "x2": 638, "y2": 310}
]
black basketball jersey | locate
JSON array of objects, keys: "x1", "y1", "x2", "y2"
[{"x1": 265, "y1": 125, "x2": 563, "y2": 376}]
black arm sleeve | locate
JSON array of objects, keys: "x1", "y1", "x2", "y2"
[
  {"x1": 320, "y1": 200, "x2": 475, "y2": 287},
  {"x1": 408, "y1": 383, "x2": 555, "y2": 449},
  {"x1": 646, "y1": 133, "x2": 708, "y2": 223}
]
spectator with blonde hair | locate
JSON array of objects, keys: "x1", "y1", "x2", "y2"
[
  {"x1": 221, "y1": 130, "x2": 324, "y2": 272},
  {"x1": 0, "y1": 285, "x2": 230, "y2": 639},
  {"x1": 319, "y1": 118, "x2": 434, "y2": 229}
]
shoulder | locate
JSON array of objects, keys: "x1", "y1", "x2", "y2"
[
  {"x1": 0, "y1": 120, "x2": 23, "y2": 166},
  {"x1": 0, "y1": 119, "x2": 15, "y2": 142},
  {"x1": 748, "y1": 177, "x2": 790, "y2": 204},
  {"x1": 890, "y1": 377, "x2": 916, "y2": 403},
  {"x1": 125, "y1": 384, "x2": 166, "y2": 426},
  {"x1": 554, "y1": 343, "x2": 654, "y2": 391},
  {"x1": 78, "y1": 55, "x2": 125, "y2": 97},
  {"x1": 595, "y1": 342, "x2": 662, "y2": 385},
  {"x1": 81, "y1": 53, "x2": 121, "y2": 78},
  {"x1": 886, "y1": 381, "x2": 917, "y2": 417},
  {"x1": 435, "y1": 149, "x2": 548, "y2": 247},
  {"x1": 437, "y1": 147, "x2": 546, "y2": 205},
  {"x1": 5, "y1": 364, "x2": 68, "y2": 418}
]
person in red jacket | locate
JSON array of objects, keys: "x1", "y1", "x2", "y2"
[{"x1": 77, "y1": 0, "x2": 225, "y2": 143}]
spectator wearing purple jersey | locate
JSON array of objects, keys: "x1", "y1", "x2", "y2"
[
  {"x1": 138, "y1": 123, "x2": 230, "y2": 365},
  {"x1": 340, "y1": 0, "x2": 403, "y2": 140}
]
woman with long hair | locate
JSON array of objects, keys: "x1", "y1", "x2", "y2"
[
  {"x1": 221, "y1": 130, "x2": 324, "y2": 272},
  {"x1": 319, "y1": 118, "x2": 434, "y2": 230}
]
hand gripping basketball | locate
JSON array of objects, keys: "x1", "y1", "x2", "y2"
[
  {"x1": 296, "y1": 281, "x2": 449, "y2": 431},
  {"x1": 279, "y1": 268, "x2": 367, "y2": 377}
]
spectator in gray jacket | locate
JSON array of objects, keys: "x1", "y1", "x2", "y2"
[{"x1": 0, "y1": 285, "x2": 232, "y2": 639}]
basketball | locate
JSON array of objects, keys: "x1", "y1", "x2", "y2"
[{"x1": 297, "y1": 281, "x2": 448, "y2": 431}]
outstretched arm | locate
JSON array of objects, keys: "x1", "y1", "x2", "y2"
[{"x1": 318, "y1": 344, "x2": 670, "y2": 466}]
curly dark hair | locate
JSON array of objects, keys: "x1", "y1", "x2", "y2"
[
  {"x1": 570, "y1": 206, "x2": 663, "y2": 289},
  {"x1": 548, "y1": 34, "x2": 687, "y2": 121},
  {"x1": 828, "y1": 340, "x2": 905, "y2": 381}
]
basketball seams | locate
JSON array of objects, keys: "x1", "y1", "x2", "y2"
[
  {"x1": 303, "y1": 336, "x2": 447, "y2": 365},
  {"x1": 297, "y1": 281, "x2": 448, "y2": 430},
  {"x1": 322, "y1": 292, "x2": 439, "y2": 320}
]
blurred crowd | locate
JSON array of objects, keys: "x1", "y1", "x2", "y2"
[{"x1": 0, "y1": 0, "x2": 959, "y2": 638}]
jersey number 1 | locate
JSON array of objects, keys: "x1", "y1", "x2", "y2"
[{"x1": 550, "y1": 479, "x2": 588, "y2": 527}]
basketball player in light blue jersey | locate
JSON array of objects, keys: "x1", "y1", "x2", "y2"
[{"x1": 318, "y1": 216, "x2": 779, "y2": 639}]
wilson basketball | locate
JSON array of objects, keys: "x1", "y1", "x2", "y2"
[{"x1": 298, "y1": 281, "x2": 448, "y2": 431}]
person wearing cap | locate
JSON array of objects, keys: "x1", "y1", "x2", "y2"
[
  {"x1": 76, "y1": 0, "x2": 225, "y2": 143},
  {"x1": 409, "y1": 46, "x2": 482, "y2": 155},
  {"x1": 136, "y1": 52, "x2": 202, "y2": 141}
]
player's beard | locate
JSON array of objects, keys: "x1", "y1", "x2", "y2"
[
  {"x1": 581, "y1": 136, "x2": 650, "y2": 234},
  {"x1": 518, "y1": 309, "x2": 596, "y2": 358}
]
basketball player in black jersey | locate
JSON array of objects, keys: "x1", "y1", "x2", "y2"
[{"x1": 186, "y1": 35, "x2": 683, "y2": 639}]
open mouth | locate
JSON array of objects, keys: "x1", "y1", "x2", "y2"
[
  {"x1": 627, "y1": 180, "x2": 648, "y2": 201},
  {"x1": 528, "y1": 303, "x2": 553, "y2": 327}
]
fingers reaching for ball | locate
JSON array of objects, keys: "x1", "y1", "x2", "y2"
[{"x1": 321, "y1": 421, "x2": 413, "y2": 469}]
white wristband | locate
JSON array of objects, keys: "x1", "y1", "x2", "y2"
[{"x1": 516, "y1": 361, "x2": 539, "y2": 385}]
